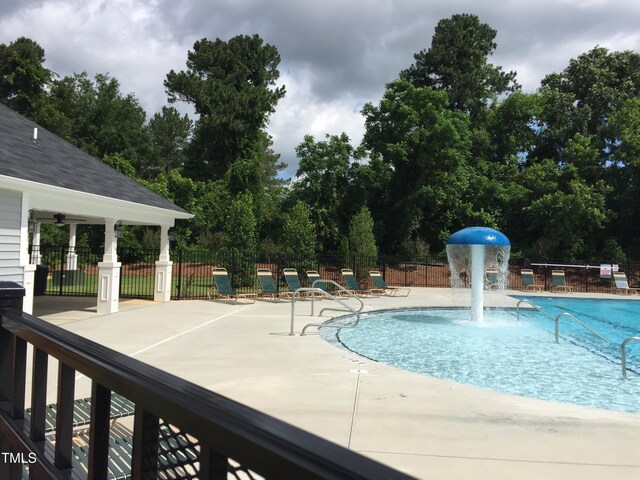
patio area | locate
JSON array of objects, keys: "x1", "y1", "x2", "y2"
[{"x1": 32, "y1": 289, "x2": 640, "y2": 480}]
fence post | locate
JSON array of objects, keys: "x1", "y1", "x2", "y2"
[
  {"x1": 276, "y1": 254, "x2": 282, "y2": 292},
  {"x1": 584, "y1": 266, "x2": 589, "y2": 293},
  {"x1": 176, "y1": 249, "x2": 183, "y2": 300},
  {"x1": 404, "y1": 260, "x2": 408, "y2": 287},
  {"x1": 382, "y1": 257, "x2": 387, "y2": 281},
  {"x1": 59, "y1": 244, "x2": 65, "y2": 296}
]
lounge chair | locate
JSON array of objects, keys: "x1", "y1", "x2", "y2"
[
  {"x1": 551, "y1": 270, "x2": 573, "y2": 293},
  {"x1": 257, "y1": 268, "x2": 292, "y2": 301},
  {"x1": 72, "y1": 424, "x2": 198, "y2": 479},
  {"x1": 520, "y1": 269, "x2": 543, "y2": 292},
  {"x1": 485, "y1": 267, "x2": 500, "y2": 290},
  {"x1": 612, "y1": 272, "x2": 640, "y2": 295},
  {"x1": 283, "y1": 268, "x2": 311, "y2": 298},
  {"x1": 369, "y1": 271, "x2": 410, "y2": 296},
  {"x1": 306, "y1": 270, "x2": 335, "y2": 295},
  {"x1": 24, "y1": 393, "x2": 135, "y2": 434},
  {"x1": 341, "y1": 269, "x2": 383, "y2": 296},
  {"x1": 209, "y1": 267, "x2": 257, "y2": 303}
]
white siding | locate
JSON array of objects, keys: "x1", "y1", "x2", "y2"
[{"x1": 0, "y1": 189, "x2": 23, "y2": 283}]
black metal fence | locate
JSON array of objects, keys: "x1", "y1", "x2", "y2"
[
  {"x1": 31, "y1": 245, "x2": 640, "y2": 300},
  {"x1": 0, "y1": 284, "x2": 413, "y2": 479}
]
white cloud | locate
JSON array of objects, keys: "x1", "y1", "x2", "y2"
[{"x1": 269, "y1": 70, "x2": 368, "y2": 178}]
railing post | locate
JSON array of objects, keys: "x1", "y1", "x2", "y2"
[
  {"x1": 30, "y1": 348, "x2": 48, "y2": 442},
  {"x1": 131, "y1": 407, "x2": 160, "y2": 480},
  {"x1": 54, "y1": 363, "x2": 75, "y2": 469},
  {"x1": 177, "y1": 248, "x2": 183, "y2": 300},
  {"x1": 88, "y1": 382, "x2": 112, "y2": 480},
  {"x1": 11, "y1": 336, "x2": 26, "y2": 420},
  {"x1": 199, "y1": 446, "x2": 228, "y2": 480}
]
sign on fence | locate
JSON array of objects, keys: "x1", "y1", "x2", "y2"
[{"x1": 599, "y1": 264, "x2": 619, "y2": 278}]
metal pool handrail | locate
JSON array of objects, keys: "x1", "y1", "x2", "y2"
[
  {"x1": 289, "y1": 285, "x2": 362, "y2": 336},
  {"x1": 621, "y1": 336, "x2": 640, "y2": 379},
  {"x1": 516, "y1": 299, "x2": 608, "y2": 344},
  {"x1": 313, "y1": 279, "x2": 364, "y2": 317},
  {"x1": 554, "y1": 312, "x2": 608, "y2": 344},
  {"x1": 516, "y1": 299, "x2": 541, "y2": 319}
]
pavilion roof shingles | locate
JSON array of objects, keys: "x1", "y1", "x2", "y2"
[{"x1": 0, "y1": 103, "x2": 188, "y2": 215}]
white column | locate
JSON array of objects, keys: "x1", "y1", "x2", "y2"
[
  {"x1": 31, "y1": 222, "x2": 42, "y2": 265},
  {"x1": 20, "y1": 194, "x2": 35, "y2": 313},
  {"x1": 22, "y1": 264, "x2": 36, "y2": 315},
  {"x1": 97, "y1": 218, "x2": 121, "y2": 315},
  {"x1": 154, "y1": 225, "x2": 173, "y2": 302},
  {"x1": 470, "y1": 244, "x2": 485, "y2": 322},
  {"x1": 66, "y1": 223, "x2": 78, "y2": 270}
]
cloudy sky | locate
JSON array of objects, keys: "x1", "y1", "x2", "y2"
[{"x1": 2, "y1": 0, "x2": 640, "y2": 178}]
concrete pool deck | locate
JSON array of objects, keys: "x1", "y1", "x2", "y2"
[{"x1": 33, "y1": 289, "x2": 640, "y2": 480}]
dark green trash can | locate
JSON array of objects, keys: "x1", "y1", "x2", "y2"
[{"x1": 34, "y1": 265, "x2": 48, "y2": 296}]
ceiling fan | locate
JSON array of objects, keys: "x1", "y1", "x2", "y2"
[{"x1": 32, "y1": 212, "x2": 88, "y2": 227}]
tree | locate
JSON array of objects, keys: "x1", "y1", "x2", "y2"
[
  {"x1": 292, "y1": 133, "x2": 361, "y2": 252},
  {"x1": 143, "y1": 106, "x2": 192, "y2": 180},
  {"x1": 529, "y1": 47, "x2": 640, "y2": 256},
  {"x1": 144, "y1": 169, "x2": 229, "y2": 247},
  {"x1": 349, "y1": 207, "x2": 378, "y2": 258},
  {"x1": 282, "y1": 201, "x2": 316, "y2": 258},
  {"x1": 223, "y1": 192, "x2": 258, "y2": 256},
  {"x1": 0, "y1": 37, "x2": 53, "y2": 118},
  {"x1": 609, "y1": 98, "x2": 640, "y2": 256},
  {"x1": 534, "y1": 47, "x2": 640, "y2": 166},
  {"x1": 45, "y1": 72, "x2": 149, "y2": 164},
  {"x1": 400, "y1": 14, "x2": 518, "y2": 115},
  {"x1": 519, "y1": 160, "x2": 611, "y2": 259},
  {"x1": 362, "y1": 79, "x2": 479, "y2": 251},
  {"x1": 165, "y1": 35, "x2": 286, "y2": 181},
  {"x1": 223, "y1": 192, "x2": 258, "y2": 286}
]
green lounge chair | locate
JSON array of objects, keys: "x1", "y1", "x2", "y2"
[
  {"x1": 307, "y1": 270, "x2": 339, "y2": 297},
  {"x1": 283, "y1": 268, "x2": 303, "y2": 292},
  {"x1": 485, "y1": 267, "x2": 501, "y2": 290},
  {"x1": 551, "y1": 270, "x2": 573, "y2": 293},
  {"x1": 612, "y1": 272, "x2": 640, "y2": 295},
  {"x1": 306, "y1": 270, "x2": 330, "y2": 291},
  {"x1": 24, "y1": 393, "x2": 135, "y2": 434},
  {"x1": 341, "y1": 269, "x2": 383, "y2": 296},
  {"x1": 209, "y1": 267, "x2": 257, "y2": 303},
  {"x1": 520, "y1": 269, "x2": 543, "y2": 292},
  {"x1": 72, "y1": 424, "x2": 199, "y2": 480},
  {"x1": 257, "y1": 268, "x2": 292, "y2": 301},
  {"x1": 283, "y1": 268, "x2": 314, "y2": 298},
  {"x1": 368, "y1": 271, "x2": 410, "y2": 297}
]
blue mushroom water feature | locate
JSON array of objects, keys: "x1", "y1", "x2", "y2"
[{"x1": 446, "y1": 227, "x2": 511, "y2": 322}]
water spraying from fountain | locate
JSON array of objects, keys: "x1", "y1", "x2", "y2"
[{"x1": 446, "y1": 227, "x2": 511, "y2": 322}]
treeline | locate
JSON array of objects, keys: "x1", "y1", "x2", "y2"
[{"x1": 2, "y1": 13, "x2": 640, "y2": 262}]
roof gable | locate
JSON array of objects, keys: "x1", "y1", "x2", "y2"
[{"x1": 0, "y1": 103, "x2": 188, "y2": 215}]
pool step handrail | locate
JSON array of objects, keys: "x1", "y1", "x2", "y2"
[
  {"x1": 515, "y1": 299, "x2": 541, "y2": 319},
  {"x1": 621, "y1": 336, "x2": 640, "y2": 379},
  {"x1": 313, "y1": 279, "x2": 364, "y2": 317},
  {"x1": 289, "y1": 284, "x2": 362, "y2": 336},
  {"x1": 554, "y1": 312, "x2": 608, "y2": 344},
  {"x1": 516, "y1": 299, "x2": 608, "y2": 344}
]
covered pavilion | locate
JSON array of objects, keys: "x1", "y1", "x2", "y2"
[{"x1": 0, "y1": 103, "x2": 192, "y2": 314}]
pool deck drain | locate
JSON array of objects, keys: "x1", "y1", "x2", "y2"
[{"x1": 32, "y1": 289, "x2": 640, "y2": 480}]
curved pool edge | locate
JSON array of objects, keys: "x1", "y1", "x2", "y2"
[{"x1": 318, "y1": 304, "x2": 640, "y2": 415}]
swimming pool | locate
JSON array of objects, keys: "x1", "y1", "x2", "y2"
[{"x1": 322, "y1": 297, "x2": 640, "y2": 414}]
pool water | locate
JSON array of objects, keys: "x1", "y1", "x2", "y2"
[{"x1": 323, "y1": 298, "x2": 640, "y2": 414}]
